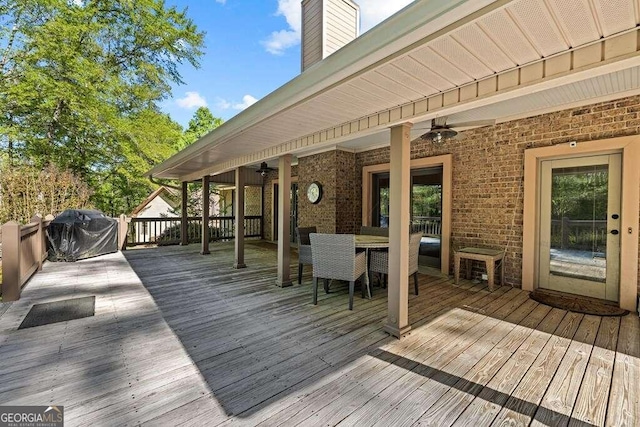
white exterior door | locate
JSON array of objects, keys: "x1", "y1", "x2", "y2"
[{"x1": 538, "y1": 154, "x2": 621, "y2": 301}]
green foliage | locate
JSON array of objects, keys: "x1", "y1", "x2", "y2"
[
  {"x1": 412, "y1": 184, "x2": 442, "y2": 217},
  {"x1": 550, "y1": 167, "x2": 609, "y2": 251},
  {"x1": 0, "y1": 0, "x2": 204, "y2": 215},
  {"x1": 177, "y1": 106, "x2": 223, "y2": 151},
  {"x1": 0, "y1": 163, "x2": 91, "y2": 223},
  {"x1": 551, "y1": 167, "x2": 608, "y2": 220}
]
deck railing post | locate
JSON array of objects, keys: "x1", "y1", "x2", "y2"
[
  {"x1": 44, "y1": 214, "x2": 54, "y2": 261},
  {"x1": 117, "y1": 214, "x2": 129, "y2": 250},
  {"x1": 31, "y1": 215, "x2": 43, "y2": 271},
  {"x1": 2, "y1": 221, "x2": 21, "y2": 301}
]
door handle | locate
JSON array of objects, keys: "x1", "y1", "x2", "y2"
[{"x1": 610, "y1": 230, "x2": 619, "y2": 235}]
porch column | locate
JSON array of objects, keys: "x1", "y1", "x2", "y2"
[
  {"x1": 234, "y1": 167, "x2": 246, "y2": 268},
  {"x1": 201, "y1": 175, "x2": 210, "y2": 255},
  {"x1": 276, "y1": 154, "x2": 293, "y2": 287},
  {"x1": 384, "y1": 123, "x2": 413, "y2": 339},
  {"x1": 181, "y1": 181, "x2": 189, "y2": 246}
]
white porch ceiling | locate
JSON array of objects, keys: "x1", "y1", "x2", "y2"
[
  {"x1": 335, "y1": 65, "x2": 640, "y2": 151},
  {"x1": 154, "y1": 0, "x2": 640, "y2": 179}
]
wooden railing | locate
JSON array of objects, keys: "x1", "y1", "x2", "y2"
[
  {"x1": 412, "y1": 216, "x2": 442, "y2": 236},
  {"x1": 127, "y1": 215, "x2": 263, "y2": 246},
  {"x1": 551, "y1": 218, "x2": 608, "y2": 250},
  {"x1": 1, "y1": 214, "x2": 129, "y2": 301},
  {"x1": 1, "y1": 215, "x2": 53, "y2": 301}
]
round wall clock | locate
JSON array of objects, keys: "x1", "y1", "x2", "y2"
[{"x1": 307, "y1": 181, "x2": 323, "y2": 204}]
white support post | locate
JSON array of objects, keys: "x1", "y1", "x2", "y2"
[
  {"x1": 234, "y1": 167, "x2": 246, "y2": 268},
  {"x1": 201, "y1": 175, "x2": 210, "y2": 255},
  {"x1": 276, "y1": 155, "x2": 293, "y2": 287},
  {"x1": 384, "y1": 123, "x2": 413, "y2": 339}
]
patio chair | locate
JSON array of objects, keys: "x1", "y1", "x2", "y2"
[
  {"x1": 359, "y1": 226, "x2": 389, "y2": 237},
  {"x1": 369, "y1": 232, "x2": 423, "y2": 295},
  {"x1": 309, "y1": 233, "x2": 369, "y2": 310},
  {"x1": 296, "y1": 226, "x2": 317, "y2": 284}
]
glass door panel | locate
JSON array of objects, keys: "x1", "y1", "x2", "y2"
[
  {"x1": 539, "y1": 154, "x2": 621, "y2": 301},
  {"x1": 371, "y1": 173, "x2": 389, "y2": 227},
  {"x1": 411, "y1": 168, "x2": 443, "y2": 268},
  {"x1": 370, "y1": 167, "x2": 443, "y2": 268}
]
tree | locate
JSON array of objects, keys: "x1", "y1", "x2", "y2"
[
  {"x1": 0, "y1": 0, "x2": 204, "y2": 214},
  {"x1": 0, "y1": 163, "x2": 91, "y2": 224},
  {"x1": 177, "y1": 106, "x2": 223, "y2": 150}
]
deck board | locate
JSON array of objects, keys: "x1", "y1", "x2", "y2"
[{"x1": 0, "y1": 242, "x2": 636, "y2": 427}]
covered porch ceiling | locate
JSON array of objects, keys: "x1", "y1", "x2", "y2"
[{"x1": 149, "y1": 0, "x2": 640, "y2": 181}]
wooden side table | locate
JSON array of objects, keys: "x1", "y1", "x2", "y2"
[{"x1": 454, "y1": 247, "x2": 505, "y2": 291}]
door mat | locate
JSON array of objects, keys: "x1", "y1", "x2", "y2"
[
  {"x1": 19, "y1": 296, "x2": 95, "y2": 329},
  {"x1": 530, "y1": 290, "x2": 628, "y2": 316}
]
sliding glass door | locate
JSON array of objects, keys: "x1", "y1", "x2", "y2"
[{"x1": 371, "y1": 167, "x2": 443, "y2": 267}]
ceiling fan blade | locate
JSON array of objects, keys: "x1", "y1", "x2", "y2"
[{"x1": 448, "y1": 119, "x2": 496, "y2": 129}]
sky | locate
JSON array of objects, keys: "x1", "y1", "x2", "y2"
[{"x1": 162, "y1": 0, "x2": 415, "y2": 127}]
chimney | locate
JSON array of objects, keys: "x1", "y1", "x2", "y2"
[{"x1": 301, "y1": 0, "x2": 360, "y2": 71}]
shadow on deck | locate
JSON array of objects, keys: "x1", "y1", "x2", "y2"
[{"x1": 121, "y1": 242, "x2": 639, "y2": 426}]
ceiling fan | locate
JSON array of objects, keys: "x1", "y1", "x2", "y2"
[{"x1": 415, "y1": 117, "x2": 496, "y2": 144}]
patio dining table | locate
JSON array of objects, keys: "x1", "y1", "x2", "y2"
[{"x1": 355, "y1": 234, "x2": 389, "y2": 298}]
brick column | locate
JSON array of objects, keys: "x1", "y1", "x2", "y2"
[{"x1": 384, "y1": 123, "x2": 413, "y2": 339}]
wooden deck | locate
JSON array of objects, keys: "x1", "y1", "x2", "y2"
[{"x1": 0, "y1": 241, "x2": 637, "y2": 426}]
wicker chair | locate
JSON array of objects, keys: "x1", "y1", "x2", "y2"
[
  {"x1": 369, "y1": 232, "x2": 423, "y2": 295},
  {"x1": 359, "y1": 226, "x2": 389, "y2": 237},
  {"x1": 296, "y1": 226, "x2": 317, "y2": 284},
  {"x1": 309, "y1": 233, "x2": 369, "y2": 310}
]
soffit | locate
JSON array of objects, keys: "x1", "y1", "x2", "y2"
[
  {"x1": 334, "y1": 66, "x2": 640, "y2": 152},
  {"x1": 154, "y1": 0, "x2": 640, "y2": 179}
]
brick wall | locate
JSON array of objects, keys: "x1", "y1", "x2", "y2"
[
  {"x1": 257, "y1": 95, "x2": 640, "y2": 292},
  {"x1": 262, "y1": 150, "x2": 358, "y2": 241},
  {"x1": 297, "y1": 150, "x2": 358, "y2": 234},
  {"x1": 356, "y1": 94, "x2": 640, "y2": 288},
  {"x1": 245, "y1": 186, "x2": 262, "y2": 216}
]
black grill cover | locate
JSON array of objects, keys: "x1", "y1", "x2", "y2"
[{"x1": 47, "y1": 209, "x2": 118, "y2": 261}]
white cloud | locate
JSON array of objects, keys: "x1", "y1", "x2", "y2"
[
  {"x1": 233, "y1": 95, "x2": 258, "y2": 110},
  {"x1": 215, "y1": 97, "x2": 232, "y2": 110},
  {"x1": 261, "y1": 0, "x2": 414, "y2": 55},
  {"x1": 261, "y1": 0, "x2": 301, "y2": 55},
  {"x1": 176, "y1": 91, "x2": 208, "y2": 109},
  {"x1": 217, "y1": 94, "x2": 258, "y2": 111},
  {"x1": 215, "y1": 0, "x2": 226, "y2": 4}
]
